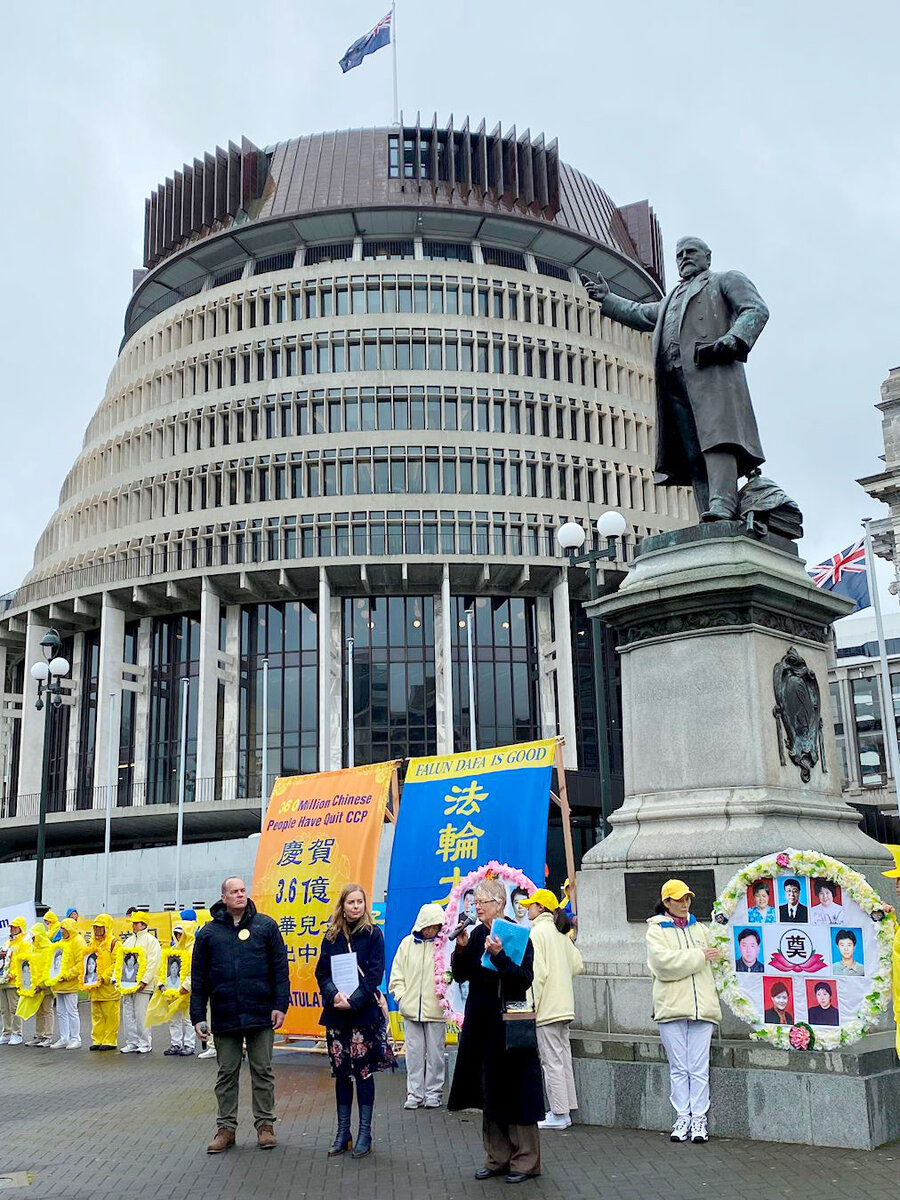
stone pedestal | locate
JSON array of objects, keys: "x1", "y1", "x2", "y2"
[{"x1": 573, "y1": 525, "x2": 898, "y2": 1148}]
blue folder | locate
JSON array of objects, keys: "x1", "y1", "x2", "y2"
[{"x1": 482, "y1": 918, "x2": 530, "y2": 972}]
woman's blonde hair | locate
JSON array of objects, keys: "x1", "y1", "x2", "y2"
[
  {"x1": 324, "y1": 881, "x2": 374, "y2": 942},
  {"x1": 473, "y1": 878, "x2": 506, "y2": 906}
]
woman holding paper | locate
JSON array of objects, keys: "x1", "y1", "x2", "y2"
[
  {"x1": 448, "y1": 877, "x2": 543, "y2": 1185},
  {"x1": 315, "y1": 882, "x2": 394, "y2": 1160}
]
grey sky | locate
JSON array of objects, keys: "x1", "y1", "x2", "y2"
[{"x1": 2, "y1": 0, "x2": 898, "y2": 603}]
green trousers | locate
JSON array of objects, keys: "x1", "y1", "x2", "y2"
[{"x1": 214, "y1": 1026, "x2": 276, "y2": 1130}]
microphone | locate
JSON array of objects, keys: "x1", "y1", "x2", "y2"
[{"x1": 448, "y1": 912, "x2": 476, "y2": 941}]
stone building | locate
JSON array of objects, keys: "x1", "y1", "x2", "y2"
[{"x1": 0, "y1": 119, "x2": 691, "y2": 906}]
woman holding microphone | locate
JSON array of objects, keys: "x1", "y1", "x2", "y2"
[{"x1": 646, "y1": 879, "x2": 721, "y2": 1145}]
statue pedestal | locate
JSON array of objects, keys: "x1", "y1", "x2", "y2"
[{"x1": 573, "y1": 526, "x2": 899, "y2": 1148}]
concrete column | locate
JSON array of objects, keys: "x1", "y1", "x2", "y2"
[
  {"x1": 552, "y1": 573, "x2": 579, "y2": 769},
  {"x1": 131, "y1": 617, "x2": 153, "y2": 803},
  {"x1": 535, "y1": 596, "x2": 557, "y2": 741},
  {"x1": 318, "y1": 569, "x2": 333, "y2": 771},
  {"x1": 93, "y1": 597, "x2": 126, "y2": 810},
  {"x1": 196, "y1": 580, "x2": 221, "y2": 796},
  {"x1": 435, "y1": 570, "x2": 454, "y2": 754},
  {"x1": 18, "y1": 611, "x2": 51, "y2": 802},
  {"x1": 221, "y1": 604, "x2": 241, "y2": 800}
]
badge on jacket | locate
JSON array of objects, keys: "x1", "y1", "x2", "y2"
[{"x1": 238, "y1": 929, "x2": 250, "y2": 941}]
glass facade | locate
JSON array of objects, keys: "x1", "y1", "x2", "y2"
[
  {"x1": 118, "y1": 621, "x2": 139, "y2": 806},
  {"x1": 450, "y1": 596, "x2": 540, "y2": 751},
  {"x1": 570, "y1": 603, "x2": 623, "y2": 794},
  {"x1": 146, "y1": 614, "x2": 200, "y2": 805},
  {"x1": 342, "y1": 597, "x2": 436, "y2": 765},
  {"x1": 238, "y1": 601, "x2": 318, "y2": 796},
  {"x1": 76, "y1": 630, "x2": 100, "y2": 810}
]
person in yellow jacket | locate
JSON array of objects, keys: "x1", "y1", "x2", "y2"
[
  {"x1": 117, "y1": 912, "x2": 162, "y2": 1053},
  {"x1": 523, "y1": 888, "x2": 584, "y2": 1131},
  {"x1": 88, "y1": 915, "x2": 120, "y2": 1052},
  {"x1": 18, "y1": 923, "x2": 54, "y2": 1046},
  {"x1": 389, "y1": 902, "x2": 446, "y2": 1110},
  {"x1": 43, "y1": 910, "x2": 61, "y2": 943},
  {"x1": 881, "y1": 846, "x2": 900, "y2": 1059},
  {"x1": 162, "y1": 919, "x2": 196, "y2": 1056},
  {"x1": 646, "y1": 879, "x2": 722, "y2": 1146},
  {"x1": 50, "y1": 918, "x2": 87, "y2": 1049},
  {"x1": 0, "y1": 917, "x2": 27, "y2": 1045}
]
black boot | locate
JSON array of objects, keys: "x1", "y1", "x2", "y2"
[
  {"x1": 351, "y1": 1104, "x2": 373, "y2": 1158},
  {"x1": 328, "y1": 1105, "x2": 353, "y2": 1156}
]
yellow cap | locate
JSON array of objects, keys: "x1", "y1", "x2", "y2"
[
  {"x1": 881, "y1": 845, "x2": 900, "y2": 878},
  {"x1": 525, "y1": 888, "x2": 559, "y2": 912},
  {"x1": 661, "y1": 879, "x2": 694, "y2": 902}
]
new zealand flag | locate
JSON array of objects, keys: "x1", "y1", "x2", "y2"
[{"x1": 340, "y1": 12, "x2": 391, "y2": 73}]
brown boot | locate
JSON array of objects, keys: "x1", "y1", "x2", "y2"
[
  {"x1": 207, "y1": 1126, "x2": 236, "y2": 1154},
  {"x1": 257, "y1": 1123, "x2": 277, "y2": 1149}
]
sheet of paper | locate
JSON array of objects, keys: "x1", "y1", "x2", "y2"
[
  {"x1": 482, "y1": 918, "x2": 531, "y2": 972},
  {"x1": 330, "y1": 951, "x2": 359, "y2": 996}
]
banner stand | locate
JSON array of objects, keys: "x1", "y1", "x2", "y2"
[{"x1": 550, "y1": 737, "x2": 577, "y2": 912}]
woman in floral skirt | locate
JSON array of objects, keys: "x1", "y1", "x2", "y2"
[{"x1": 315, "y1": 882, "x2": 394, "y2": 1158}]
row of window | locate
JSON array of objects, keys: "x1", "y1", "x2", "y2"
[
  {"x1": 57, "y1": 383, "x2": 656, "y2": 517},
  {"x1": 119, "y1": 264, "x2": 648, "y2": 380},
  {"x1": 53, "y1": 446, "x2": 663, "y2": 550}
]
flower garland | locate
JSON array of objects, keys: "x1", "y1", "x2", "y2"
[
  {"x1": 711, "y1": 848, "x2": 894, "y2": 1051},
  {"x1": 434, "y1": 861, "x2": 537, "y2": 1027}
]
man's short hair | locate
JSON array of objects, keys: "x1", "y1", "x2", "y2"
[
  {"x1": 783, "y1": 878, "x2": 802, "y2": 891},
  {"x1": 836, "y1": 929, "x2": 857, "y2": 945},
  {"x1": 737, "y1": 928, "x2": 760, "y2": 945},
  {"x1": 675, "y1": 235, "x2": 711, "y2": 256}
]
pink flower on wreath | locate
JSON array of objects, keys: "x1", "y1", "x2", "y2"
[
  {"x1": 789, "y1": 1025, "x2": 811, "y2": 1051},
  {"x1": 776, "y1": 853, "x2": 791, "y2": 869}
]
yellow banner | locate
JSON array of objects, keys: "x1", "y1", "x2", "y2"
[
  {"x1": 252, "y1": 763, "x2": 393, "y2": 1037},
  {"x1": 405, "y1": 737, "x2": 557, "y2": 783}
]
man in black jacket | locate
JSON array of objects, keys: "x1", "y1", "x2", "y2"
[{"x1": 191, "y1": 877, "x2": 290, "y2": 1153}]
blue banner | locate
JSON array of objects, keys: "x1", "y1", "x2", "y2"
[{"x1": 384, "y1": 739, "x2": 555, "y2": 981}]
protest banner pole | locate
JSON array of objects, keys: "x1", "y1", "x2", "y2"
[
  {"x1": 261, "y1": 657, "x2": 269, "y2": 832},
  {"x1": 385, "y1": 761, "x2": 401, "y2": 824},
  {"x1": 862, "y1": 517, "x2": 900, "y2": 819},
  {"x1": 391, "y1": 0, "x2": 399, "y2": 126},
  {"x1": 553, "y1": 738, "x2": 577, "y2": 911}
]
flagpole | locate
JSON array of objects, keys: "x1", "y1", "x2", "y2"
[
  {"x1": 861, "y1": 517, "x2": 900, "y2": 819},
  {"x1": 391, "y1": 1, "x2": 399, "y2": 125}
]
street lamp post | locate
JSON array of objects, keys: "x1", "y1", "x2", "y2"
[
  {"x1": 30, "y1": 628, "x2": 71, "y2": 907},
  {"x1": 557, "y1": 511, "x2": 628, "y2": 839}
]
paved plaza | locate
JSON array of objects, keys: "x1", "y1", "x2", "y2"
[{"x1": 0, "y1": 1019, "x2": 898, "y2": 1200}]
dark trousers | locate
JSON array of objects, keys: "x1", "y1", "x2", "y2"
[
  {"x1": 482, "y1": 1116, "x2": 541, "y2": 1176},
  {"x1": 664, "y1": 367, "x2": 738, "y2": 516},
  {"x1": 214, "y1": 1026, "x2": 275, "y2": 1130}
]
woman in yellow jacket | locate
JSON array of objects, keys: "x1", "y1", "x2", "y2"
[
  {"x1": 646, "y1": 879, "x2": 721, "y2": 1146},
  {"x1": 523, "y1": 888, "x2": 584, "y2": 1131},
  {"x1": 88, "y1": 915, "x2": 120, "y2": 1051},
  {"x1": 0, "y1": 916, "x2": 27, "y2": 1045},
  {"x1": 389, "y1": 902, "x2": 446, "y2": 1109},
  {"x1": 164, "y1": 919, "x2": 196, "y2": 1056},
  {"x1": 17, "y1": 923, "x2": 55, "y2": 1046},
  {"x1": 882, "y1": 846, "x2": 900, "y2": 1059},
  {"x1": 50, "y1": 918, "x2": 87, "y2": 1049}
]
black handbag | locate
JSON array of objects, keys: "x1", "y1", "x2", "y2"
[{"x1": 502, "y1": 995, "x2": 537, "y2": 1051}]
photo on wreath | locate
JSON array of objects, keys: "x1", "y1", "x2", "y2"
[
  {"x1": 762, "y1": 976, "x2": 795, "y2": 1025},
  {"x1": 830, "y1": 927, "x2": 865, "y2": 976},
  {"x1": 114, "y1": 943, "x2": 146, "y2": 994},
  {"x1": 745, "y1": 878, "x2": 776, "y2": 923},
  {"x1": 806, "y1": 978, "x2": 840, "y2": 1026},
  {"x1": 776, "y1": 876, "x2": 810, "y2": 922},
  {"x1": 162, "y1": 949, "x2": 190, "y2": 996},
  {"x1": 810, "y1": 878, "x2": 844, "y2": 925},
  {"x1": 82, "y1": 951, "x2": 100, "y2": 988},
  {"x1": 733, "y1": 926, "x2": 764, "y2": 973},
  {"x1": 18, "y1": 958, "x2": 35, "y2": 995},
  {"x1": 48, "y1": 946, "x2": 65, "y2": 986}
]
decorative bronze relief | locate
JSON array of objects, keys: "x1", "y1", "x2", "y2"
[{"x1": 772, "y1": 647, "x2": 826, "y2": 783}]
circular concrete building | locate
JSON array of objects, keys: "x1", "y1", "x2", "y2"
[{"x1": 0, "y1": 118, "x2": 688, "y2": 903}]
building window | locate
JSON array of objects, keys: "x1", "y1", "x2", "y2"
[
  {"x1": 45, "y1": 636, "x2": 74, "y2": 813},
  {"x1": 830, "y1": 681, "x2": 849, "y2": 788},
  {"x1": 76, "y1": 630, "x2": 101, "y2": 810},
  {"x1": 451, "y1": 597, "x2": 540, "y2": 751},
  {"x1": 146, "y1": 615, "x2": 200, "y2": 805},
  {"x1": 238, "y1": 601, "x2": 318, "y2": 797},
  {"x1": 851, "y1": 676, "x2": 886, "y2": 787},
  {"x1": 118, "y1": 622, "x2": 139, "y2": 807},
  {"x1": 343, "y1": 597, "x2": 436, "y2": 764}
]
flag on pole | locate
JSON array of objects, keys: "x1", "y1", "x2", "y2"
[
  {"x1": 808, "y1": 538, "x2": 870, "y2": 611},
  {"x1": 339, "y1": 11, "x2": 392, "y2": 73}
]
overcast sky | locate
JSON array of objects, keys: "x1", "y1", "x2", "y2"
[{"x1": 2, "y1": 0, "x2": 898, "y2": 610}]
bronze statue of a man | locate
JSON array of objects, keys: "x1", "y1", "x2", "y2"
[{"x1": 584, "y1": 237, "x2": 769, "y2": 522}]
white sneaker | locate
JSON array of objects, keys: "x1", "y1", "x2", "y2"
[
  {"x1": 120, "y1": 1044, "x2": 139, "y2": 1053},
  {"x1": 49, "y1": 1038, "x2": 68, "y2": 1049},
  {"x1": 423, "y1": 1097, "x2": 441, "y2": 1109},
  {"x1": 36, "y1": 1037, "x2": 52, "y2": 1048},
  {"x1": 670, "y1": 1116, "x2": 691, "y2": 1142},
  {"x1": 0, "y1": 1034, "x2": 11, "y2": 1045},
  {"x1": 198, "y1": 1047, "x2": 217, "y2": 1059},
  {"x1": 65, "y1": 1038, "x2": 82, "y2": 1049},
  {"x1": 8, "y1": 1034, "x2": 23, "y2": 1046},
  {"x1": 403, "y1": 1096, "x2": 421, "y2": 1110},
  {"x1": 690, "y1": 1114, "x2": 709, "y2": 1144},
  {"x1": 537, "y1": 1113, "x2": 569, "y2": 1130},
  {"x1": 137, "y1": 1046, "x2": 152, "y2": 1053}
]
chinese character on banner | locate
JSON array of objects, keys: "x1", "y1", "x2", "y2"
[
  {"x1": 277, "y1": 840, "x2": 304, "y2": 867},
  {"x1": 309, "y1": 838, "x2": 336, "y2": 864},
  {"x1": 435, "y1": 822, "x2": 485, "y2": 863},
  {"x1": 444, "y1": 780, "x2": 488, "y2": 816}
]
